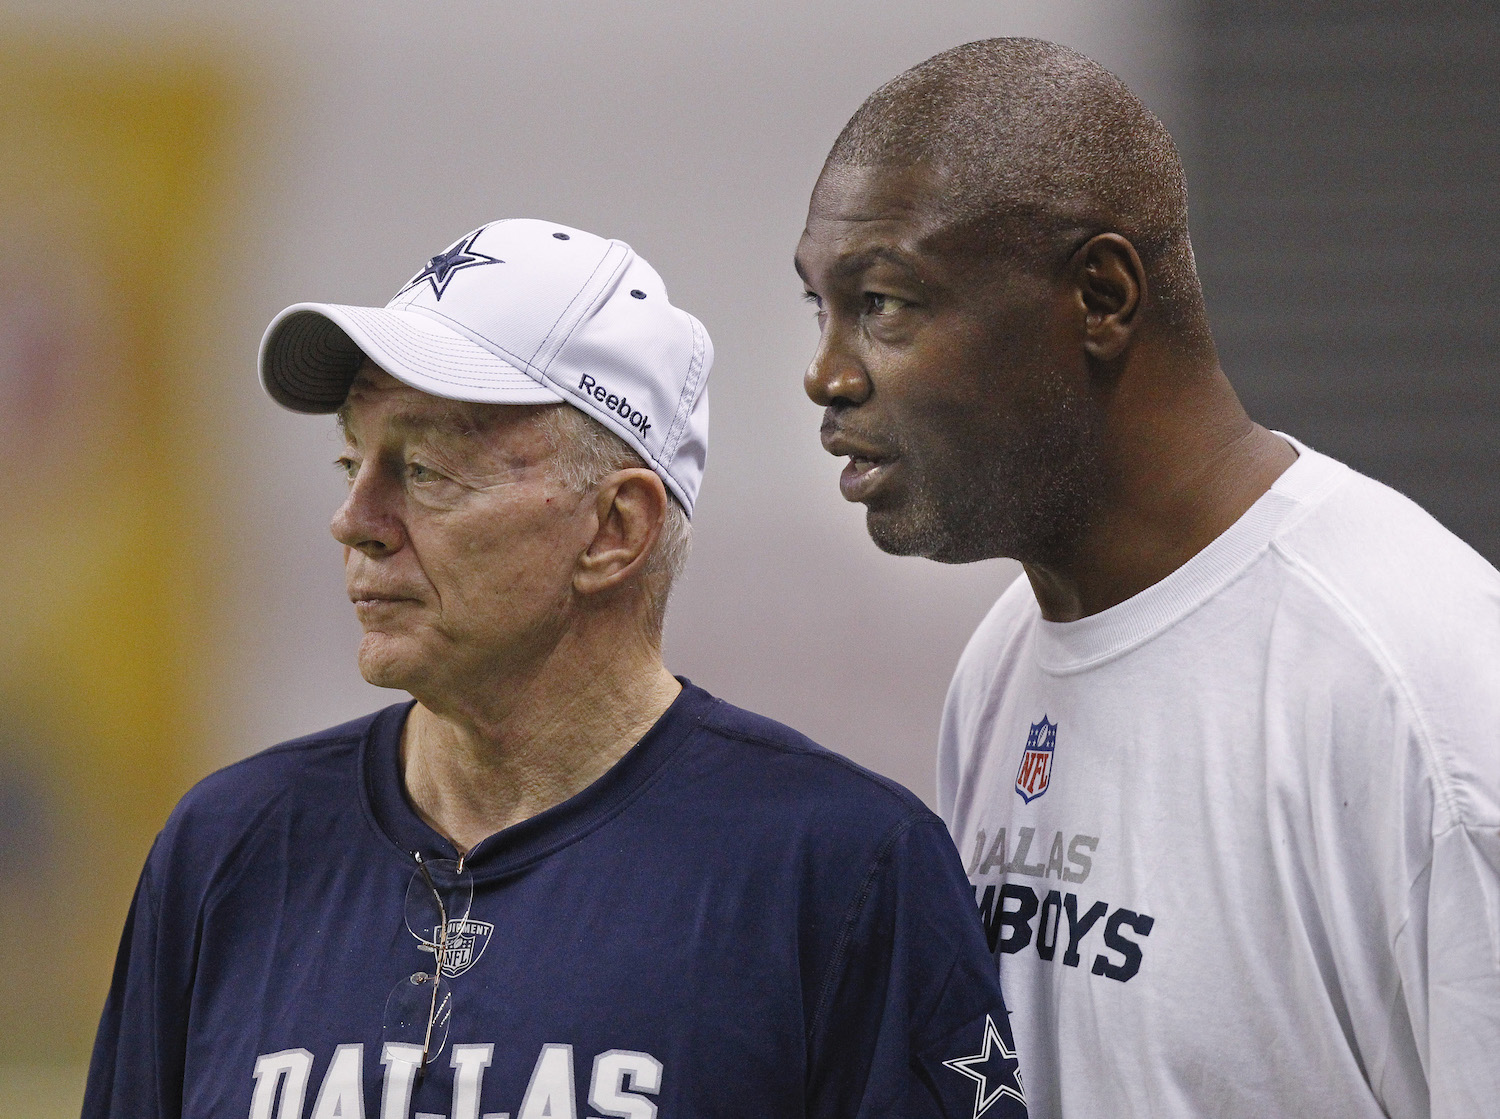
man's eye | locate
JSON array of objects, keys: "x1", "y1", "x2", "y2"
[
  {"x1": 406, "y1": 462, "x2": 437, "y2": 483},
  {"x1": 864, "y1": 292, "x2": 905, "y2": 315},
  {"x1": 335, "y1": 456, "x2": 358, "y2": 481}
]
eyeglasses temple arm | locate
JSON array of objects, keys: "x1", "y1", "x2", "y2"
[{"x1": 412, "y1": 851, "x2": 452, "y2": 1078}]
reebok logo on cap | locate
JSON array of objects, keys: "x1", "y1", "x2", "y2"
[
  {"x1": 257, "y1": 218, "x2": 714, "y2": 516},
  {"x1": 579, "y1": 375, "x2": 651, "y2": 437}
]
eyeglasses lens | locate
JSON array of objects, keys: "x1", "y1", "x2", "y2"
[
  {"x1": 382, "y1": 969, "x2": 454, "y2": 1062},
  {"x1": 381, "y1": 857, "x2": 473, "y2": 1068},
  {"x1": 404, "y1": 858, "x2": 474, "y2": 948}
]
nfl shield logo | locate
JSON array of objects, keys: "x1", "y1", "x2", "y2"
[
  {"x1": 1014, "y1": 717, "x2": 1057, "y2": 804},
  {"x1": 430, "y1": 918, "x2": 494, "y2": 978}
]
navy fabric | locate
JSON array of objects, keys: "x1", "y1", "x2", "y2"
[{"x1": 84, "y1": 682, "x2": 1027, "y2": 1119}]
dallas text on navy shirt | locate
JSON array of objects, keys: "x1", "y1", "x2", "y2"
[{"x1": 85, "y1": 683, "x2": 1029, "y2": 1119}]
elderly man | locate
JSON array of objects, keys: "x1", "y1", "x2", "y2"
[
  {"x1": 84, "y1": 220, "x2": 1027, "y2": 1119},
  {"x1": 796, "y1": 39, "x2": 1500, "y2": 1119}
]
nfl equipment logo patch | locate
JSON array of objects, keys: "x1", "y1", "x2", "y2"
[
  {"x1": 1015, "y1": 717, "x2": 1057, "y2": 804},
  {"x1": 425, "y1": 918, "x2": 494, "y2": 978}
]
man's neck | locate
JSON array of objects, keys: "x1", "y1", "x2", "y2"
[
  {"x1": 1022, "y1": 369, "x2": 1298, "y2": 622},
  {"x1": 399, "y1": 634, "x2": 682, "y2": 854}
]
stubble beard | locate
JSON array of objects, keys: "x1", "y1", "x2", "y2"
[{"x1": 866, "y1": 379, "x2": 1105, "y2": 566}]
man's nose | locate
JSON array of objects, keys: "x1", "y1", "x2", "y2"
[
  {"x1": 803, "y1": 321, "x2": 872, "y2": 407},
  {"x1": 330, "y1": 465, "x2": 404, "y2": 556}
]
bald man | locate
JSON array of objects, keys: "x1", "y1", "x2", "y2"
[{"x1": 796, "y1": 38, "x2": 1500, "y2": 1119}]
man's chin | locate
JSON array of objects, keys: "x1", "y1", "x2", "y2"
[
  {"x1": 864, "y1": 502, "x2": 949, "y2": 557},
  {"x1": 356, "y1": 637, "x2": 426, "y2": 693},
  {"x1": 358, "y1": 665, "x2": 418, "y2": 692},
  {"x1": 865, "y1": 516, "x2": 923, "y2": 558},
  {"x1": 864, "y1": 507, "x2": 999, "y2": 565}
]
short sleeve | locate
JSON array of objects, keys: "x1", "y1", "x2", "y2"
[
  {"x1": 807, "y1": 815, "x2": 1029, "y2": 1119},
  {"x1": 82, "y1": 842, "x2": 183, "y2": 1119}
]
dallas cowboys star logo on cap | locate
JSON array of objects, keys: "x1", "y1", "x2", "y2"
[
  {"x1": 400, "y1": 229, "x2": 502, "y2": 300},
  {"x1": 943, "y1": 1014, "x2": 1026, "y2": 1119}
]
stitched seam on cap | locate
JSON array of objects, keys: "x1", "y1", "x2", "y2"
[
  {"x1": 662, "y1": 317, "x2": 706, "y2": 460},
  {"x1": 378, "y1": 306, "x2": 543, "y2": 378},
  {"x1": 275, "y1": 314, "x2": 361, "y2": 403},
  {"x1": 528, "y1": 244, "x2": 627, "y2": 372},
  {"x1": 356, "y1": 328, "x2": 527, "y2": 370},
  {"x1": 389, "y1": 370, "x2": 549, "y2": 390}
]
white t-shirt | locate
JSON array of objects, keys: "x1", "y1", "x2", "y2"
[{"x1": 938, "y1": 441, "x2": 1500, "y2": 1119}]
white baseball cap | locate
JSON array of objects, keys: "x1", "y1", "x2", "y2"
[{"x1": 259, "y1": 218, "x2": 713, "y2": 516}]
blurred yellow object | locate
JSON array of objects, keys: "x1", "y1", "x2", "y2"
[
  {"x1": 0, "y1": 47, "x2": 234, "y2": 1063},
  {"x1": 0, "y1": 1066, "x2": 87, "y2": 1119}
]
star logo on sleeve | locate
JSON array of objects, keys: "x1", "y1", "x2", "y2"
[
  {"x1": 400, "y1": 229, "x2": 502, "y2": 300},
  {"x1": 942, "y1": 1014, "x2": 1026, "y2": 1119}
]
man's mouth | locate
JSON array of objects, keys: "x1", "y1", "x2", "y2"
[
  {"x1": 348, "y1": 590, "x2": 418, "y2": 614},
  {"x1": 822, "y1": 427, "x2": 899, "y2": 504},
  {"x1": 839, "y1": 455, "x2": 897, "y2": 502}
]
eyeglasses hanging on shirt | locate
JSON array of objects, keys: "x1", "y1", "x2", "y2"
[{"x1": 382, "y1": 851, "x2": 472, "y2": 1077}]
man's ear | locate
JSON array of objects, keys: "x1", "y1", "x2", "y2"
[
  {"x1": 1074, "y1": 233, "x2": 1146, "y2": 363},
  {"x1": 574, "y1": 468, "x2": 668, "y2": 597}
]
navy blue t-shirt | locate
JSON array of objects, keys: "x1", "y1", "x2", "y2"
[{"x1": 85, "y1": 682, "x2": 1027, "y2": 1119}]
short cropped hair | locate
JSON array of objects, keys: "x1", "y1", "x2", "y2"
[{"x1": 827, "y1": 38, "x2": 1208, "y2": 341}]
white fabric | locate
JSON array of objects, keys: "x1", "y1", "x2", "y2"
[
  {"x1": 260, "y1": 219, "x2": 712, "y2": 516},
  {"x1": 938, "y1": 440, "x2": 1500, "y2": 1119}
]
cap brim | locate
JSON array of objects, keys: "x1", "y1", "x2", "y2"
[{"x1": 259, "y1": 302, "x2": 565, "y2": 413}]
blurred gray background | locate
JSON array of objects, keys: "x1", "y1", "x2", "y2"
[
  {"x1": 1, "y1": 0, "x2": 1495, "y2": 1107},
  {"x1": 1190, "y1": 1, "x2": 1499, "y2": 563}
]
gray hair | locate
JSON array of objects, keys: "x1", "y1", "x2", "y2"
[{"x1": 537, "y1": 403, "x2": 692, "y2": 638}]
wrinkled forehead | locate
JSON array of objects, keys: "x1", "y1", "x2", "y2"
[
  {"x1": 804, "y1": 163, "x2": 958, "y2": 235},
  {"x1": 798, "y1": 162, "x2": 995, "y2": 278}
]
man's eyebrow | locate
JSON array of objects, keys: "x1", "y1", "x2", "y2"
[
  {"x1": 336, "y1": 406, "x2": 483, "y2": 442},
  {"x1": 797, "y1": 245, "x2": 923, "y2": 287},
  {"x1": 387, "y1": 410, "x2": 480, "y2": 437}
]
